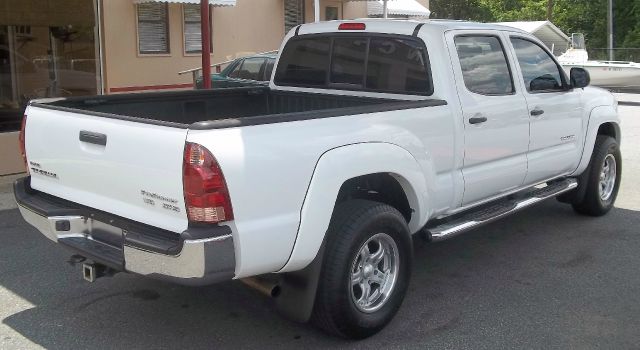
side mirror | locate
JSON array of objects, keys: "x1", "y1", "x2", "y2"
[
  {"x1": 530, "y1": 74, "x2": 560, "y2": 91},
  {"x1": 570, "y1": 67, "x2": 590, "y2": 89}
]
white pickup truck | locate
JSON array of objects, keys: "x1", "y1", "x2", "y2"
[{"x1": 15, "y1": 20, "x2": 621, "y2": 338}]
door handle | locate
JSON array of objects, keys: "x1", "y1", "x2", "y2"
[
  {"x1": 469, "y1": 116, "x2": 488, "y2": 124},
  {"x1": 530, "y1": 109, "x2": 545, "y2": 116},
  {"x1": 79, "y1": 130, "x2": 107, "y2": 146}
]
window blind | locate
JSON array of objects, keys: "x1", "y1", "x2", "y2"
[{"x1": 137, "y1": 3, "x2": 169, "y2": 54}]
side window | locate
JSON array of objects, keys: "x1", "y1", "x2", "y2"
[
  {"x1": 454, "y1": 36, "x2": 514, "y2": 95},
  {"x1": 263, "y1": 59, "x2": 275, "y2": 81},
  {"x1": 237, "y1": 58, "x2": 266, "y2": 80},
  {"x1": 227, "y1": 60, "x2": 243, "y2": 78},
  {"x1": 366, "y1": 38, "x2": 431, "y2": 94},
  {"x1": 510, "y1": 37, "x2": 564, "y2": 92}
]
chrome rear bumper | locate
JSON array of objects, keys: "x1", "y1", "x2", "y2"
[{"x1": 15, "y1": 177, "x2": 235, "y2": 286}]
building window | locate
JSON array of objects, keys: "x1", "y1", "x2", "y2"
[
  {"x1": 325, "y1": 6, "x2": 339, "y2": 20},
  {"x1": 284, "y1": 0, "x2": 304, "y2": 34},
  {"x1": 137, "y1": 3, "x2": 169, "y2": 54},
  {"x1": 183, "y1": 4, "x2": 212, "y2": 54}
]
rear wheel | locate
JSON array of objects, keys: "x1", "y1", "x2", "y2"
[
  {"x1": 572, "y1": 135, "x2": 621, "y2": 216},
  {"x1": 312, "y1": 200, "x2": 412, "y2": 339}
]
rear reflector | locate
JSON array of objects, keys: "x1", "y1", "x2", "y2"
[
  {"x1": 338, "y1": 23, "x2": 366, "y2": 31},
  {"x1": 18, "y1": 115, "x2": 28, "y2": 174},
  {"x1": 183, "y1": 142, "x2": 234, "y2": 224}
]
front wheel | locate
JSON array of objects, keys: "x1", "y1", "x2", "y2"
[
  {"x1": 572, "y1": 135, "x2": 622, "y2": 216},
  {"x1": 311, "y1": 200, "x2": 413, "y2": 339}
]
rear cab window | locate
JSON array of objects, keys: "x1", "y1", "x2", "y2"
[{"x1": 274, "y1": 34, "x2": 433, "y2": 95}]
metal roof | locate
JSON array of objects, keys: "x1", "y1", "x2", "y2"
[
  {"x1": 366, "y1": 0, "x2": 431, "y2": 18},
  {"x1": 133, "y1": 0, "x2": 235, "y2": 6},
  {"x1": 494, "y1": 21, "x2": 571, "y2": 55}
]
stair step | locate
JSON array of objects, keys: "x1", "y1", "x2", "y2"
[{"x1": 425, "y1": 178, "x2": 578, "y2": 242}]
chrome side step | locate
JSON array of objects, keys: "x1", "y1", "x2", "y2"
[{"x1": 425, "y1": 178, "x2": 578, "y2": 242}]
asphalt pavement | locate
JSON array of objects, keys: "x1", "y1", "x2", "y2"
[{"x1": 1, "y1": 104, "x2": 639, "y2": 349}]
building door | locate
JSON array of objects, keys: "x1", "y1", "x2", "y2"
[
  {"x1": 0, "y1": 0, "x2": 99, "y2": 134},
  {"x1": 0, "y1": 0, "x2": 100, "y2": 176},
  {"x1": 0, "y1": 26, "x2": 18, "y2": 131}
]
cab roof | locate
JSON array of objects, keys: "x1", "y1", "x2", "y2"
[{"x1": 295, "y1": 19, "x2": 530, "y2": 37}]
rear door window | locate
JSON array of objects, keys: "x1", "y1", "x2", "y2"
[
  {"x1": 237, "y1": 57, "x2": 266, "y2": 81},
  {"x1": 454, "y1": 35, "x2": 514, "y2": 95},
  {"x1": 274, "y1": 35, "x2": 432, "y2": 95}
]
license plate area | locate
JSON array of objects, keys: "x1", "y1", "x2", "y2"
[{"x1": 87, "y1": 218, "x2": 124, "y2": 248}]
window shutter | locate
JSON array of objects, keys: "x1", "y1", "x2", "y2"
[
  {"x1": 184, "y1": 5, "x2": 202, "y2": 53},
  {"x1": 183, "y1": 4, "x2": 212, "y2": 54},
  {"x1": 284, "y1": 0, "x2": 304, "y2": 34},
  {"x1": 137, "y1": 3, "x2": 169, "y2": 54}
]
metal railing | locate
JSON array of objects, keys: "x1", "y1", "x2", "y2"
[
  {"x1": 587, "y1": 48, "x2": 640, "y2": 62},
  {"x1": 178, "y1": 50, "x2": 278, "y2": 87}
]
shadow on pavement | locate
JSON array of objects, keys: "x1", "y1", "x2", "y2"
[{"x1": 1, "y1": 200, "x2": 640, "y2": 349}]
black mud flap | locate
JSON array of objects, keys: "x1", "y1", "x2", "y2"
[{"x1": 275, "y1": 241, "x2": 326, "y2": 323}]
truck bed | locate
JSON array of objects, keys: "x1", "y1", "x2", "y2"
[{"x1": 30, "y1": 87, "x2": 445, "y2": 130}]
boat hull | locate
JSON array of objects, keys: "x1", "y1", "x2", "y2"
[{"x1": 562, "y1": 63, "x2": 640, "y2": 88}]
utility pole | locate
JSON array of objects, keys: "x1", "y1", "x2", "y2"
[
  {"x1": 546, "y1": 0, "x2": 554, "y2": 22},
  {"x1": 383, "y1": 0, "x2": 388, "y2": 18},
  {"x1": 608, "y1": 0, "x2": 614, "y2": 61},
  {"x1": 200, "y1": 0, "x2": 211, "y2": 89}
]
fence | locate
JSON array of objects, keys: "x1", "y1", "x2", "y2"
[
  {"x1": 178, "y1": 50, "x2": 278, "y2": 87},
  {"x1": 587, "y1": 48, "x2": 640, "y2": 62}
]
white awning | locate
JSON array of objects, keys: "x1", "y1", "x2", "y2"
[
  {"x1": 367, "y1": 0, "x2": 430, "y2": 18},
  {"x1": 495, "y1": 21, "x2": 570, "y2": 55},
  {"x1": 133, "y1": 0, "x2": 235, "y2": 6}
]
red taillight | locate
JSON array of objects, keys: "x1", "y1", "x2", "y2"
[
  {"x1": 338, "y1": 22, "x2": 366, "y2": 31},
  {"x1": 183, "y1": 142, "x2": 234, "y2": 224},
  {"x1": 18, "y1": 115, "x2": 28, "y2": 174}
]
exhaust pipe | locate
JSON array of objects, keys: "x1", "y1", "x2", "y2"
[{"x1": 241, "y1": 276, "x2": 281, "y2": 298}]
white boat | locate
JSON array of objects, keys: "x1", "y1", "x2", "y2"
[{"x1": 558, "y1": 34, "x2": 640, "y2": 89}]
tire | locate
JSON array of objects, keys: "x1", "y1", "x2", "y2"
[
  {"x1": 572, "y1": 135, "x2": 622, "y2": 216},
  {"x1": 311, "y1": 200, "x2": 413, "y2": 339}
]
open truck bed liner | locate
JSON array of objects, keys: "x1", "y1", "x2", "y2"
[{"x1": 31, "y1": 87, "x2": 446, "y2": 130}]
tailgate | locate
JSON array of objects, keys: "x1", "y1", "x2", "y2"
[{"x1": 24, "y1": 105, "x2": 189, "y2": 233}]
